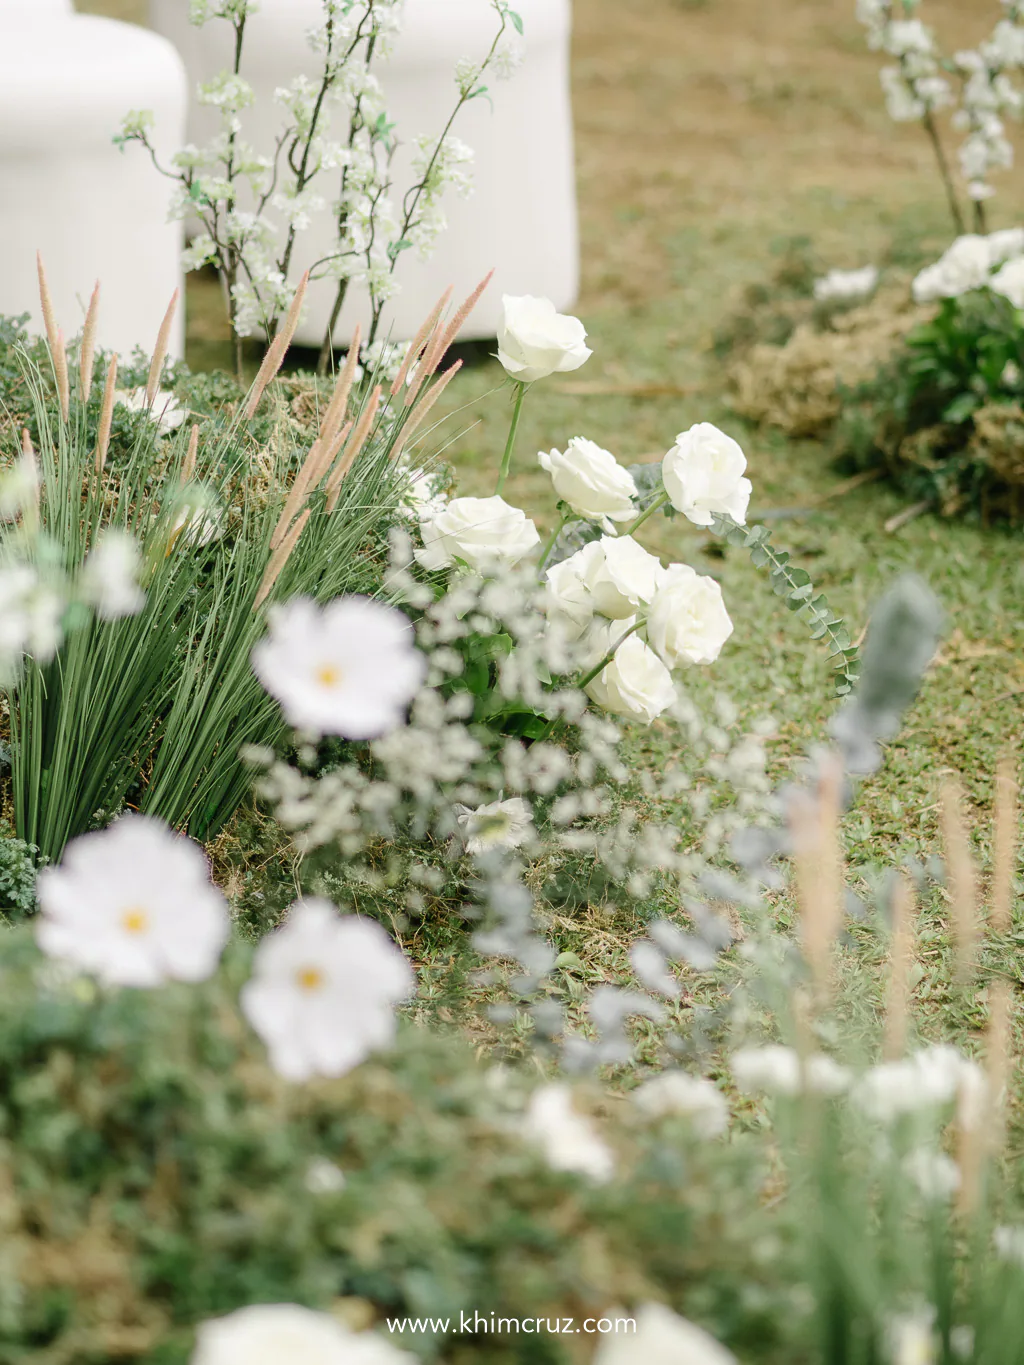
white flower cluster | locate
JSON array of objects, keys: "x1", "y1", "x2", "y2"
[
  {"x1": 34, "y1": 813, "x2": 414, "y2": 1083},
  {"x1": 857, "y1": 4, "x2": 951, "y2": 121},
  {"x1": 813, "y1": 264, "x2": 880, "y2": 304},
  {"x1": 912, "y1": 226, "x2": 1024, "y2": 304}
]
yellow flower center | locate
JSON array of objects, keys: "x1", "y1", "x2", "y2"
[
  {"x1": 121, "y1": 907, "x2": 149, "y2": 935},
  {"x1": 315, "y1": 663, "x2": 342, "y2": 688},
  {"x1": 296, "y1": 966, "x2": 325, "y2": 993}
]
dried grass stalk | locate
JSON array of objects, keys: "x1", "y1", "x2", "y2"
[
  {"x1": 308, "y1": 419, "x2": 352, "y2": 488},
  {"x1": 269, "y1": 439, "x2": 323, "y2": 552},
  {"x1": 244, "y1": 271, "x2": 310, "y2": 420},
  {"x1": 883, "y1": 874, "x2": 916, "y2": 1061},
  {"x1": 182, "y1": 423, "x2": 199, "y2": 483},
  {"x1": 390, "y1": 360, "x2": 463, "y2": 465},
  {"x1": 36, "y1": 252, "x2": 60, "y2": 358},
  {"x1": 319, "y1": 322, "x2": 362, "y2": 451},
  {"x1": 433, "y1": 269, "x2": 494, "y2": 364},
  {"x1": 991, "y1": 754, "x2": 1019, "y2": 934},
  {"x1": 790, "y1": 757, "x2": 844, "y2": 1005},
  {"x1": 958, "y1": 978, "x2": 1014, "y2": 1216},
  {"x1": 391, "y1": 288, "x2": 452, "y2": 398},
  {"x1": 325, "y1": 385, "x2": 381, "y2": 513},
  {"x1": 940, "y1": 778, "x2": 979, "y2": 985},
  {"x1": 52, "y1": 327, "x2": 70, "y2": 423},
  {"x1": 145, "y1": 289, "x2": 180, "y2": 407},
  {"x1": 254, "y1": 508, "x2": 311, "y2": 610},
  {"x1": 80, "y1": 282, "x2": 100, "y2": 404},
  {"x1": 95, "y1": 355, "x2": 119, "y2": 474}
]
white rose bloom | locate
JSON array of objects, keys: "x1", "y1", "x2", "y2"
[
  {"x1": 985, "y1": 227, "x2": 1024, "y2": 266},
  {"x1": 538, "y1": 437, "x2": 637, "y2": 524},
  {"x1": 912, "y1": 234, "x2": 993, "y2": 302},
  {"x1": 415, "y1": 495, "x2": 539, "y2": 573},
  {"x1": 455, "y1": 796, "x2": 534, "y2": 855},
  {"x1": 252, "y1": 595, "x2": 425, "y2": 739},
  {"x1": 496, "y1": 294, "x2": 592, "y2": 384},
  {"x1": 561, "y1": 535, "x2": 664, "y2": 621},
  {"x1": 731, "y1": 1045, "x2": 850, "y2": 1097},
  {"x1": 662, "y1": 423, "x2": 752, "y2": 527},
  {"x1": 35, "y1": 814, "x2": 230, "y2": 988},
  {"x1": 593, "y1": 1304, "x2": 736, "y2": 1365},
  {"x1": 115, "y1": 388, "x2": 187, "y2": 436},
  {"x1": 631, "y1": 1072, "x2": 730, "y2": 1138},
  {"x1": 80, "y1": 530, "x2": 146, "y2": 621},
  {"x1": 645, "y1": 563, "x2": 733, "y2": 668},
  {"x1": 990, "y1": 255, "x2": 1024, "y2": 308},
  {"x1": 813, "y1": 265, "x2": 879, "y2": 303},
  {"x1": 240, "y1": 898, "x2": 414, "y2": 1082},
  {"x1": 523, "y1": 1083, "x2": 614, "y2": 1182},
  {"x1": 544, "y1": 555, "x2": 596, "y2": 642},
  {"x1": 191, "y1": 1303, "x2": 414, "y2": 1365},
  {"x1": 585, "y1": 632, "x2": 677, "y2": 724}
]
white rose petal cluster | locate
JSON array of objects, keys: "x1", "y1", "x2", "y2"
[
  {"x1": 538, "y1": 437, "x2": 637, "y2": 525},
  {"x1": 662, "y1": 423, "x2": 752, "y2": 527},
  {"x1": 35, "y1": 814, "x2": 230, "y2": 988},
  {"x1": 554, "y1": 536, "x2": 664, "y2": 622},
  {"x1": 585, "y1": 631, "x2": 676, "y2": 725},
  {"x1": 911, "y1": 229, "x2": 1024, "y2": 304},
  {"x1": 253, "y1": 595, "x2": 425, "y2": 739},
  {"x1": 416, "y1": 495, "x2": 539, "y2": 573},
  {"x1": 191, "y1": 1303, "x2": 414, "y2": 1365},
  {"x1": 241, "y1": 898, "x2": 415, "y2": 1082},
  {"x1": 646, "y1": 564, "x2": 733, "y2": 668},
  {"x1": 496, "y1": 294, "x2": 592, "y2": 384}
]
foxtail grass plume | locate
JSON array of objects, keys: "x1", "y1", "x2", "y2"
[
  {"x1": 244, "y1": 270, "x2": 310, "y2": 420},
  {"x1": 146, "y1": 289, "x2": 180, "y2": 408},
  {"x1": 95, "y1": 354, "x2": 118, "y2": 474},
  {"x1": 80, "y1": 282, "x2": 100, "y2": 404},
  {"x1": 391, "y1": 287, "x2": 451, "y2": 398}
]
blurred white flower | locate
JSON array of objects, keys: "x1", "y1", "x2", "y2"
[
  {"x1": 398, "y1": 461, "x2": 448, "y2": 522},
  {"x1": 538, "y1": 437, "x2": 637, "y2": 525},
  {"x1": 912, "y1": 235, "x2": 993, "y2": 302},
  {"x1": 883, "y1": 19, "x2": 934, "y2": 57},
  {"x1": 115, "y1": 388, "x2": 187, "y2": 436},
  {"x1": 903, "y1": 1149, "x2": 961, "y2": 1202},
  {"x1": 887, "y1": 1309, "x2": 937, "y2": 1365},
  {"x1": 585, "y1": 632, "x2": 677, "y2": 724},
  {"x1": 240, "y1": 898, "x2": 414, "y2": 1082},
  {"x1": 985, "y1": 227, "x2": 1024, "y2": 264},
  {"x1": 523, "y1": 1083, "x2": 614, "y2": 1182},
  {"x1": 993, "y1": 1225, "x2": 1024, "y2": 1267},
  {"x1": 813, "y1": 265, "x2": 880, "y2": 303},
  {"x1": 496, "y1": 295, "x2": 592, "y2": 383},
  {"x1": 646, "y1": 563, "x2": 733, "y2": 668},
  {"x1": 559, "y1": 535, "x2": 664, "y2": 621},
  {"x1": 662, "y1": 423, "x2": 752, "y2": 527},
  {"x1": 0, "y1": 563, "x2": 64, "y2": 673},
  {"x1": 416, "y1": 495, "x2": 539, "y2": 573},
  {"x1": 304, "y1": 1158, "x2": 347, "y2": 1195},
  {"x1": 854, "y1": 1044, "x2": 985, "y2": 1126},
  {"x1": 731, "y1": 1045, "x2": 850, "y2": 1097},
  {"x1": 191, "y1": 1302, "x2": 413, "y2": 1365},
  {"x1": 593, "y1": 1303, "x2": 736, "y2": 1365},
  {"x1": 0, "y1": 452, "x2": 38, "y2": 523},
  {"x1": 252, "y1": 595, "x2": 424, "y2": 739},
  {"x1": 35, "y1": 814, "x2": 230, "y2": 988},
  {"x1": 990, "y1": 254, "x2": 1024, "y2": 307},
  {"x1": 631, "y1": 1072, "x2": 730, "y2": 1137},
  {"x1": 79, "y1": 530, "x2": 146, "y2": 620},
  {"x1": 455, "y1": 797, "x2": 534, "y2": 855}
]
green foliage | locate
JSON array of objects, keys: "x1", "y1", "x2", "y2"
[
  {"x1": 0, "y1": 820, "x2": 40, "y2": 920},
  {"x1": 836, "y1": 291, "x2": 1024, "y2": 521}
]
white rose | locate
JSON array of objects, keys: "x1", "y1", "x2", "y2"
[
  {"x1": 585, "y1": 632, "x2": 676, "y2": 724},
  {"x1": 544, "y1": 556, "x2": 596, "y2": 641},
  {"x1": 990, "y1": 255, "x2": 1024, "y2": 308},
  {"x1": 662, "y1": 423, "x2": 752, "y2": 527},
  {"x1": 561, "y1": 535, "x2": 664, "y2": 621},
  {"x1": 496, "y1": 294, "x2": 592, "y2": 384},
  {"x1": 646, "y1": 563, "x2": 733, "y2": 668},
  {"x1": 593, "y1": 1303, "x2": 736, "y2": 1365},
  {"x1": 191, "y1": 1303, "x2": 413, "y2": 1365},
  {"x1": 415, "y1": 495, "x2": 539, "y2": 572},
  {"x1": 912, "y1": 234, "x2": 992, "y2": 302},
  {"x1": 538, "y1": 437, "x2": 637, "y2": 524}
]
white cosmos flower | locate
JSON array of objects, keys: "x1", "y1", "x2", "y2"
[
  {"x1": 496, "y1": 294, "x2": 592, "y2": 384},
  {"x1": 240, "y1": 898, "x2": 414, "y2": 1082},
  {"x1": 252, "y1": 595, "x2": 425, "y2": 739},
  {"x1": 191, "y1": 1303, "x2": 414, "y2": 1365},
  {"x1": 584, "y1": 631, "x2": 677, "y2": 725},
  {"x1": 538, "y1": 437, "x2": 637, "y2": 525},
  {"x1": 645, "y1": 563, "x2": 733, "y2": 668},
  {"x1": 731, "y1": 1044, "x2": 850, "y2": 1097},
  {"x1": 662, "y1": 423, "x2": 752, "y2": 527},
  {"x1": 813, "y1": 265, "x2": 879, "y2": 303},
  {"x1": 593, "y1": 1304, "x2": 736, "y2": 1365},
  {"x1": 559, "y1": 535, "x2": 664, "y2": 621},
  {"x1": 631, "y1": 1072, "x2": 730, "y2": 1137},
  {"x1": 115, "y1": 388, "x2": 187, "y2": 436},
  {"x1": 523, "y1": 1083, "x2": 614, "y2": 1182},
  {"x1": 454, "y1": 796, "x2": 534, "y2": 855},
  {"x1": 990, "y1": 254, "x2": 1024, "y2": 308},
  {"x1": 35, "y1": 814, "x2": 230, "y2": 988},
  {"x1": 415, "y1": 495, "x2": 539, "y2": 573},
  {"x1": 79, "y1": 530, "x2": 146, "y2": 620}
]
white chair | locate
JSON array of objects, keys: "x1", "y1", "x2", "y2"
[
  {"x1": 148, "y1": 0, "x2": 578, "y2": 347},
  {"x1": 0, "y1": 8, "x2": 187, "y2": 359}
]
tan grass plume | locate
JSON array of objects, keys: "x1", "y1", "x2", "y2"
[
  {"x1": 80, "y1": 282, "x2": 100, "y2": 404},
  {"x1": 244, "y1": 271, "x2": 310, "y2": 420},
  {"x1": 146, "y1": 289, "x2": 180, "y2": 407}
]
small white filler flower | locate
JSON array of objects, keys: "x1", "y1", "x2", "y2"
[{"x1": 35, "y1": 814, "x2": 230, "y2": 988}]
